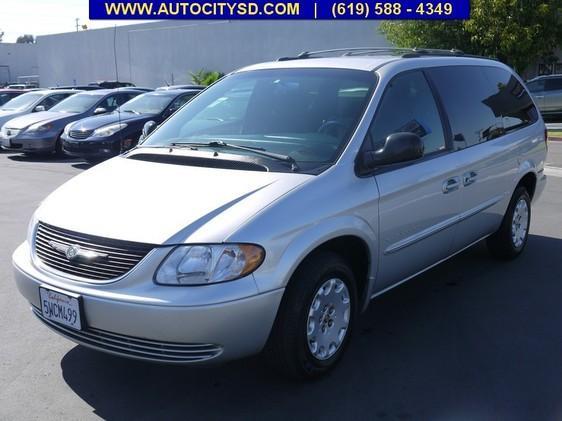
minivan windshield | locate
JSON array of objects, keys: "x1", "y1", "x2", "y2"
[
  {"x1": 141, "y1": 68, "x2": 376, "y2": 172},
  {"x1": 118, "y1": 93, "x2": 173, "y2": 115},
  {"x1": 50, "y1": 93, "x2": 102, "y2": 113},
  {"x1": 0, "y1": 92, "x2": 42, "y2": 111}
]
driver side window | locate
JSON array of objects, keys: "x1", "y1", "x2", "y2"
[
  {"x1": 99, "y1": 95, "x2": 120, "y2": 112},
  {"x1": 368, "y1": 71, "x2": 446, "y2": 156}
]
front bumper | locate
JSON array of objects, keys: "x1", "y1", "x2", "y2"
[
  {"x1": 1, "y1": 134, "x2": 57, "y2": 153},
  {"x1": 12, "y1": 242, "x2": 284, "y2": 364},
  {"x1": 62, "y1": 135, "x2": 121, "y2": 159}
]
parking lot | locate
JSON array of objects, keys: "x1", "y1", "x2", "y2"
[{"x1": 0, "y1": 143, "x2": 562, "y2": 421}]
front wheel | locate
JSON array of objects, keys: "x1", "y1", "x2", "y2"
[
  {"x1": 54, "y1": 135, "x2": 64, "y2": 156},
  {"x1": 487, "y1": 186, "x2": 531, "y2": 260},
  {"x1": 264, "y1": 251, "x2": 357, "y2": 379}
]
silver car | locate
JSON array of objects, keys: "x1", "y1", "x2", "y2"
[
  {"x1": 0, "y1": 90, "x2": 78, "y2": 138},
  {"x1": 12, "y1": 49, "x2": 547, "y2": 379},
  {"x1": 527, "y1": 74, "x2": 562, "y2": 115}
]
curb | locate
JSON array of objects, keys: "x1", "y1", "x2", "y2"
[{"x1": 548, "y1": 137, "x2": 562, "y2": 142}]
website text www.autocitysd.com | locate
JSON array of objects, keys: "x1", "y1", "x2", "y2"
[{"x1": 104, "y1": 1, "x2": 301, "y2": 17}]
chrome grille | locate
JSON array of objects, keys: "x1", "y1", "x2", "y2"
[
  {"x1": 33, "y1": 308, "x2": 223, "y2": 363},
  {"x1": 69, "y1": 129, "x2": 93, "y2": 139},
  {"x1": 34, "y1": 222, "x2": 154, "y2": 281}
]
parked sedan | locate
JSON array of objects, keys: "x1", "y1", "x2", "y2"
[
  {"x1": 527, "y1": 74, "x2": 562, "y2": 115},
  {"x1": 62, "y1": 89, "x2": 201, "y2": 161},
  {"x1": 0, "y1": 90, "x2": 78, "y2": 133},
  {"x1": 1, "y1": 89, "x2": 141, "y2": 155}
]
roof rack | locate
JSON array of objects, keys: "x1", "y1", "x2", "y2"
[{"x1": 277, "y1": 47, "x2": 490, "y2": 61}]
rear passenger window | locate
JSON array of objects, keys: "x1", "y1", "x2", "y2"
[
  {"x1": 429, "y1": 66, "x2": 538, "y2": 149},
  {"x1": 484, "y1": 67, "x2": 538, "y2": 134},
  {"x1": 368, "y1": 71, "x2": 446, "y2": 155}
]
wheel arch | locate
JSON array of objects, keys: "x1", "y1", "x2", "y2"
[
  {"x1": 272, "y1": 217, "x2": 377, "y2": 313},
  {"x1": 516, "y1": 171, "x2": 537, "y2": 200}
]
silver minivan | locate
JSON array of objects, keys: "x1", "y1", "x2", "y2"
[{"x1": 13, "y1": 49, "x2": 547, "y2": 379}]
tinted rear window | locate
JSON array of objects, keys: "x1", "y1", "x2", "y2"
[{"x1": 428, "y1": 66, "x2": 538, "y2": 149}]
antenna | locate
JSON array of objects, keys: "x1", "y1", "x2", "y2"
[
  {"x1": 113, "y1": 25, "x2": 124, "y2": 153},
  {"x1": 113, "y1": 25, "x2": 119, "y2": 82}
]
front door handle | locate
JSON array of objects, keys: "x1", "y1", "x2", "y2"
[
  {"x1": 442, "y1": 177, "x2": 460, "y2": 194},
  {"x1": 462, "y1": 171, "x2": 478, "y2": 186}
]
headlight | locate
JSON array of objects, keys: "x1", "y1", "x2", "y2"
[
  {"x1": 155, "y1": 244, "x2": 265, "y2": 285},
  {"x1": 92, "y1": 123, "x2": 127, "y2": 137},
  {"x1": 27, "y1": 122, "x2": 53, "y2": 133},
  {"x1": 63, "y1": 123, "x2": 73, "y2": 136}
]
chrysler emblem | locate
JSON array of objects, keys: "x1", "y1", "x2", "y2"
[
  {"x1": 47, "y1": 240, "x2": 109, "y2": 262},
  {"x1": 65, "y1": 245, "x2": 80, "y2": 261}
]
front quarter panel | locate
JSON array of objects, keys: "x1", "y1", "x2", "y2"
[{"x1": 227, "y1": 165, "x2": 379, "y2": 309}]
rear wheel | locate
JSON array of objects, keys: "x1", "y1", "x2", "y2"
[
  {"x1": 487, "y1": 186, "x2": 531, "y2": 260},
  {"x1": 264, "y1": 251, "x2": 357, "y2": 379}
]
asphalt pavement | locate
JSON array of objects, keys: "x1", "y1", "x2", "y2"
[{"x1": 1, "y1": 145, "x2": 562, "y2": 421}]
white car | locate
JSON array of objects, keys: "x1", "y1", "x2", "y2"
[{"x1": 13, "y1": 48, "x2": 547, "y2": 379}]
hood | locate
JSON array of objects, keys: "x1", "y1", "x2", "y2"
[
  {"x1": 5, "y1": 111, "x2": 69, "y2": 130},
  {"x1": 70, "y1": 112, "x2": 150, "y2": 132},
  {"x1": 36, "y1": 152, "x2": 312, "y2": 245},
  {"x1": 0, "y1": 110, "x2": 26, "y2": 127}
]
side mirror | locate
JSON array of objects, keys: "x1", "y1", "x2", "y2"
[
  {"x1": 357, "y1": 132, "x2": 424, "y2": 174},
  {"x1": 34, "y1": 105, "x2": 45, "y2": 112},
  {"x1": 140, "y1": 120, "x2": 157, "y2": 142},
  {"x1": 94, "y1": 107, "x2": 107, "y2": 115}
]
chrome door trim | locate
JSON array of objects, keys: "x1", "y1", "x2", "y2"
[{"x1": 384, "y1": 194, "x2": 504, "y2": 255}]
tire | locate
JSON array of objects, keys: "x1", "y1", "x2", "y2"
[
  {"x1": 54, "y1": 135, "x2": 64, "y2": 156},
  {"x1": 264, "y1": 251, "x2": 357, "y2": 379},
  {"x1": 487, "y1": 186, "x2": 531, "y2": 260}
]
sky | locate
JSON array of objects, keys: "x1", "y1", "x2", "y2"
[{"x1": 0, "y1": 0, "x2": 151, "y2": 42}]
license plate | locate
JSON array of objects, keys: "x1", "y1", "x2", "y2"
[{"x1": 39, "y1": 286, "x2": 83, "y2": 330}]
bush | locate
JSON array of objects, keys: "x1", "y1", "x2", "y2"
[{"x1": 190, "y1": 69, "x2": 225, "y2": 86}]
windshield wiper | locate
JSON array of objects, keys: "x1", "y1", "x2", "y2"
[
  {"x1": 121, "y1": 110, "x2": 140, "y2": 114},
  {"x1": 169, "y1": 140, "x2": 300, "y2": 171}
]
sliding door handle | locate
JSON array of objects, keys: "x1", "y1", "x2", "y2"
[
  {"x1": 442, "y1": 177, "x2": 460, "y2": 194},
  {"x1": 463, "y1": 171, "x2": 478, "y2": 186}
]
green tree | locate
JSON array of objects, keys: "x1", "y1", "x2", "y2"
[
  {"x1": 190, "y1": 69, "x2": 224, "y2": 86},
  {"x1": 380, "y1": 0, "x2": 562, "y2": 73},
  {"x1": 16, "y1": 34, "x2": 35, "y2": 44}
]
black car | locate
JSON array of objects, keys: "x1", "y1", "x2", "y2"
[
  {"x1": 50, "y1": 85, "x2": 103, "y2": 91},
  {"x1": 62, "y1": 89, "x2": 202, "y2": 162},
  {"x1": 89, "y1": 81, "x2": 136, "y2": 89}
]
